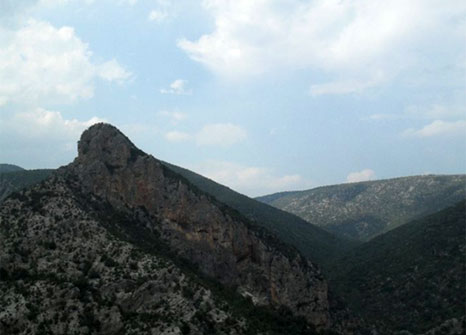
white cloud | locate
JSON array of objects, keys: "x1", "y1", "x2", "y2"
[
  {"x1": 0, "y1": 20, "x2": 131, "y2": 106},
  {"x1": 1, "y1": 108, "x2": 105, "y2": 140},
  {"x1": 148, "y1": 10, "x2": 168, "y2": 22},
  {"x1": 179, "y1": 0, "x2": 466, "y2": 92},
  {"x1": 165, "y1": 130, "x2": 191, "y2": 142},
  {"x1": 195, "y1": 123, "x2": 246, "y2": 147},
  {"x1": 0, "y1": 107, "x2": 106, "y2": 167},
  {"x1": 192, "y1": 160, "x2": 310, "y2": 197},
  {"x1": 403, "y1": 120, "x2": 466, "y2": 138},
  {"x1": 160, "y1": 79, "x2": 192, "y2": 95},
  {"x1": 97, "y1": 59, "x2": 132, "y2": 83},
  {"x1": 346, "y1": 169, "x2": 376, "y2": 183}
]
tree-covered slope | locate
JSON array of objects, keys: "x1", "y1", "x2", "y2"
[
  {"x1": 0, "y1": 169, "x2": 53, "y2": 203},
  {"x1": 328, "y1": 201, "x2": 466, "y2": 334},
  {"x1": 163, "y1": 162, "x2": 359, "y2": 269},
  {"x1": 258, "y1": 175, "x2": 466, "y2": 241},
  {"x1": 0, "y1": 164, "x2": 24, "y2": 173}
]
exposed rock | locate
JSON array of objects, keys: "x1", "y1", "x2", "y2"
[
  {"x1": 0, "y1": 123, "x2": 352, "y2": 334},
  {"x1": 60, "y1": 123, "x2": 330, "y2": 327}
]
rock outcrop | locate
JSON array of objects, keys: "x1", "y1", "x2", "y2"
[
  {"x1": 0, "y1": 123, "x2": 342, "y2": 334},
  {"x1": 62, "y1": 123, "x2": 330, "y2": 327}
]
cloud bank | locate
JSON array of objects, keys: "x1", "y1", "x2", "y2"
[{"x1": 179, "y1": 0, "x2": 466, "y2": 93}]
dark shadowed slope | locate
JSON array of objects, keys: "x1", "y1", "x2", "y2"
[
  {"x1": 258, "y1": 175, "x2": 466, "y2": 241},
  {"x1": 0, "y1": 168, "x2": 53, "y2": 203},
  {"x1": 328, "y1": 201, "x2": 466, "y2": 334},
  {"x1": 163, "y1": 162, "x2": 359, "y2": 269}
]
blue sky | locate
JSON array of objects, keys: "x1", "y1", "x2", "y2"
[{"x1": 0, "y1": 0, "x2": 465, "y2": 196}]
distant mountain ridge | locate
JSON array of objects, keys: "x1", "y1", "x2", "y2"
[
  {"x1": 257, "y1": 174, "x2": 466, "y2": 241},
  {"x1": 0, "y1": 168, "x2": 53, "y2": 203},
  {"x1": 0, "y1": 163, "x2": 24, "y2": 173}
]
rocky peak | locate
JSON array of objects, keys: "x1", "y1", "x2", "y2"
[
  {"x1": 77, "y1": 123, "x2": 144, "y2": 169},
  {"x1": 59, "y1": 124, "x2": 336, "y2": 329}
]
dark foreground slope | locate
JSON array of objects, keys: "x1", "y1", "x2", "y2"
[
  {"x1": 328, "y1": 201, "x2": 466, "y2": 334},
  {"x1": 258, "y1": 175, "x2": 466, "y2": 241},
  {"x1": 163, "y1": 163, "x2": 358, "y2": 269},
  {"x1": 0, "y1": 123, "x2": 355, "y2": 334}
]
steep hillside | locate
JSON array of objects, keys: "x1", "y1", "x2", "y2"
[
  {"x1": 328, "y1": 201, "x2": 466, "y2": 334},
  {"x1": 0, "y1": 166, "x2": 357, "y2": 270},
  {"x1": 0, "y1": 164, "x2": 24, "y2": 173},
  {"x1": 0, "y1": 169, "x2": 53, "y2": 203},
  {"x1": 0, "y1": 123, "x2": 356, "y2": 334},
  {"x1": 258, "y1": 175, "x2": 466, "y2": 241},
  {"x1": 163, "y1": 163, "x2": 358, "y2": 269}
]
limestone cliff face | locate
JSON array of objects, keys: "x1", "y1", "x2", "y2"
[{"x1": 60, "y1": 123, "x2": 330, "y2": 327}]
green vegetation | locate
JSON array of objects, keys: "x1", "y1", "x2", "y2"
[
  {"x1": 0, "y1": 163, "x2": 24, "y2": 173},
  {"x1": 258, "y1": 174, "x2": 466, "y2": 241},
  {"x1": 163, "y1": 162, "x2": 358, "y2": 269},
  {"x1": 0, "y1": 168, "x2": 53, "y2": 203},
  {"x1": 328, "y1": 201, "x2": 466, "y2": 333},
  {"x1": 70, "y1": 184, "x2": 322, "y2": 334}
]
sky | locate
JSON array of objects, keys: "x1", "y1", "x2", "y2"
[{"x1": 0, "y1": 0, "x2": 465, "y2": 197}]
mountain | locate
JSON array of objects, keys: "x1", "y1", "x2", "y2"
[
  {"x1": 257, "y1": 175, "x2": 466, "y2": 241},
  {"x1": 0, "y1": 163, "x2": 357, "y2": 271},
  {"x1": 0, "y1": 168, "x2": 53, "y2": 203},
  {"x1": 0, "y1": 123, "x2": 356, "y2": 334},
  {"x1": 162, "y1": 162, "x2": 358, "y2": 269},
  {"x1": 328, "y1": 201, "x2": 466, "y2": 334},
  {"x1": 0, "y1": 164, "x2": 24, "y2": 173}
]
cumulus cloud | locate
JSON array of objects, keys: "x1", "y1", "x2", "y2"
[
  {"x1": 0, "y1": 20, "x2": 131, "y2": 106},
  {"x1": 1, "y1": 108, "x2": 105, "y2": 140},
  {"x1": 97, "y1": 59, "x2": 132, "y2": 83},
  {"x1": 346, "y1": 169, "x2": 376, "y2": 183},
  {"x1": 195, "y1": 123, "x2": 246, "y2": 147},
  {"x1": 160, "y1": 79, "x2": 192, "y2": 95},
  {"x1": 179, "y1": 0, "x2": 466, "y2": 92},
  {"x1": 403, "y1": 120, "x2": 466, "y2": 138},
  {"x1": 0, "y1": 108, "x2": 105, "y2": 167},
  {"x1": 148, "y1": 0, "x2": 175, "y2": 23},
  {"x1": 192, "y1": 160, "x2": 310, "y2": 197}
]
